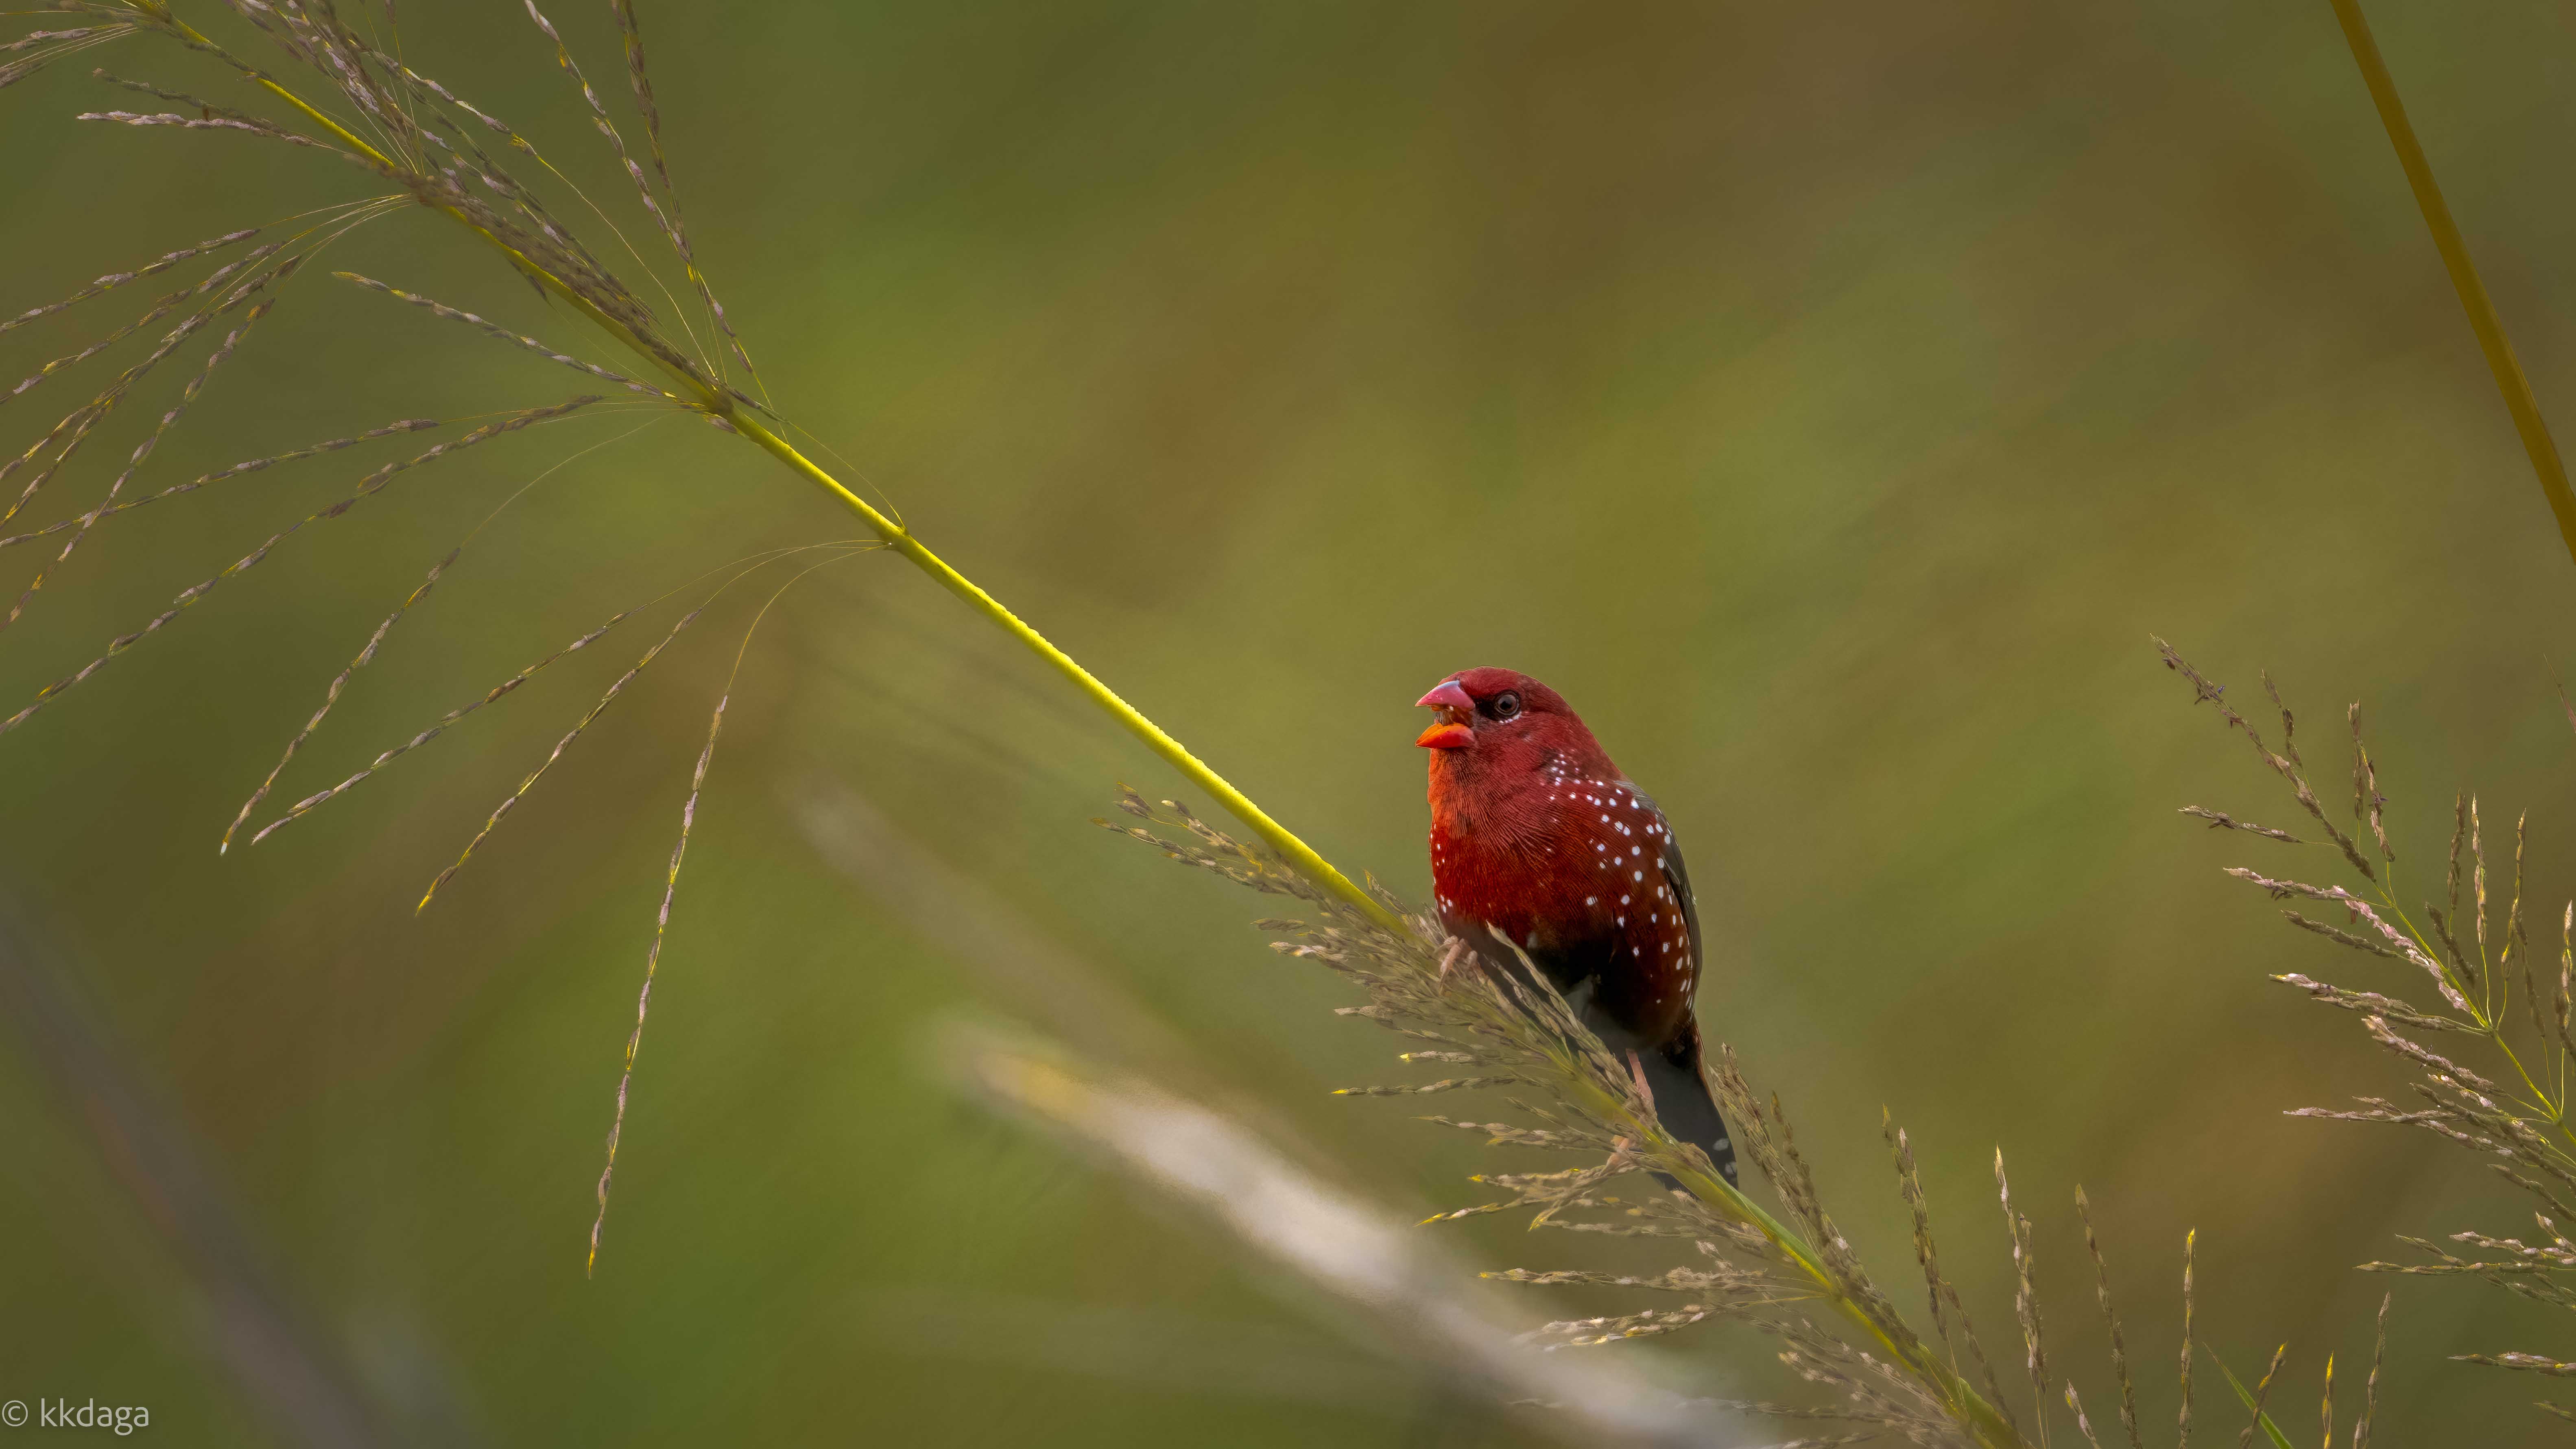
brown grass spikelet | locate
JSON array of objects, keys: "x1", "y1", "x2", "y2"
[
  {"x1": 3, "y1": 242, "x2": 293, "y2": 510},
  {"x1": 74, "y1": 105, "x2": 367, "y2": 159},
  {"x1": 245, "y1": 574, "x2": 633, "y2": 842},
  {"x1": 4, "y1": 286, "x2": 283, "y2": 634},
  {"x1": 2348, "y1": 703, "x2": 2390, "y2": 864},
  {"x1": 2061, "y1": 1384, "x2": 2101, "y2": 1449},
  {"x1": 0, "y1": 224, "x2": 259, "y2": 338},
  {"x1": 0, "y1": 22, "x2": 137, "y2": 91},
  {"x1": 222, "y1": 546, "x2": 462, "y2": 853},
  {"x1": 1995, "y1": 1150, "x2": 2050, "y2": 1447},
  {"x1": 0, "y1": 415, "x2": 443, "y2": 554},
  {"x1": 332, "y1": 272, "x2": 683, "y2": 401},
  {"x1": 2552, "y1": 903, "x2": 2576, "y2": 1063},
  {"x1": 2351, "y1": 1293, "x2": 2385, "y2": 1449},
  {"x1": 2179, "y1": 1229, "x2": 2194, "y2": 1448},
  {"x1": 416, "y1": 605, "x2": 706, "y2": 912},
  {"x1": 2154, "y1": 638, "x2": 2378, "y2": 882},
  {"x1": 0, "y1": 396, "x2": 603, "y2": 742},
  {"x1": 2233, "y1": 1345, "x2": 2284, "y2": 1449},
  {"x1": 2179, "y1": 806, "x2": 2303, "y2": 844},
  {"x1": 587, "y1": 681, "x2": 723, "y2": 1277},
  {"x1": 583, "y1": 548, "x2": 864, "y2": 1271},
  {"x1": 1887, "y1": 1117, "x2": 1951, "y2": 1347},
  {"x1": 1888, "y1": 1112, "x2": 2022, "y2": 1441},
  {"x1": 2072, "y1": 1188, "x2": 2141, "y2": 1449},
  {"x1": 601, "y1": 0, "x2": 756, "y2": 391}
]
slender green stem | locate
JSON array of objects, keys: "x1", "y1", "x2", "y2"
[
  {"x1": 729, "y1": 415, "x2": 1397, "y2": 927},
  {"x1": 169, "y1": 15, "x2": 1402, "y2": 928},
  {"x1": 2374, "y1": 884, "x2": 2576, "y2": 1151},
  {"x1": 2325, "y1": 0, "x2": 2576, "y2": 566}
]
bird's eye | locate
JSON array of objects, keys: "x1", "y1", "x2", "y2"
[{"x1": 1487, "y1": 692, "x2": 1521, "y2": 720}]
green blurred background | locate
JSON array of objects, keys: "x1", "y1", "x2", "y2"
[{"x1": 6, "y1": 0, "x2": 2576, "y2": 1442}]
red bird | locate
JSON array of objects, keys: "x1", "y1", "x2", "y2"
[{"x1": 1417, "y1": 667, "x2": 1737, "y2": 1186}]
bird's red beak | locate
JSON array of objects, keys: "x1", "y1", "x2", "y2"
[{"x1": 1415, "y1": 679, "x2": 1475, "y2": 750}]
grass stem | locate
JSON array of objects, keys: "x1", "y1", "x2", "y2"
[
  {"x1": 2325, "y1": 0, "x2": 2576, "y2": 566},
  {"x1": 725, "y1": 414, "x2": 1395, "y2": 927}
]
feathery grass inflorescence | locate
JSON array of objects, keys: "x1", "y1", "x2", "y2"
[
  {"x1": 242, "y1": 564, "x2": 636, "y2": 847},
  {"x1": 332, "y1": 272, "x2": 681, "y2": 402},
  {"x1": 2164, "y1": 637, "x2": 2576, "y2": 1421},
  {"x1": 0, "y1": 395, "x2": 600, "y2": 741},
  {"x1": 406, "y1": 539, "x2": 877, "y2": 910},
  {"x1": 0, "y1": 225, "x2": 258, "y2": 338},
  {"x1": 3, "y1": 282, "x2": 280, "y2": 633},
  {"x1": 583, "y1": 549, "x2": 865, "y2": 1272},
  {"x1": 0, "y1": 20, "x2": 136, "y2": 92},
  {"x1": 417, "y1": 604, "x2": 705, "y2": 914},
  {"x1": 588, "y1": 674, "x2": 722, "y2": 1278},
  {"x1": 220, "y1": 544, "x2": 460, "y2": 854},
  {"x1": 7, "y1": 0, "x2": 1415, "y2": 1269},
  {"x1": 2, "y1": 0, "x2": 1393, "y2": 929},
  {"x1": 1888, "y1": 1112, "x2": 2021, "y2": 1435},
  {"x1": 0, "y1": 415, "x2": 442, "y2": 553},
  {"x1": 1, "y1": 192, "x2": 407, "y2": 538},
  {"x1": 1103, "y1": 789, "x2": 2331, "y2": 1448},
  {"x1": 5, "y1": 240, "x2": 294, "y2": 515}
]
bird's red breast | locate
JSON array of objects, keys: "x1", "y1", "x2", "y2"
[{"x1": 1415, "y1": 667, "x2": 1699, "y2": 1047}]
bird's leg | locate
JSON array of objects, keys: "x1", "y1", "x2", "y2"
[
  {"x1": 1436, "y1": 937, "x2": 1473, "y2": 982},
  {"x1": 1605, "y1": 1050, "x2": 1661, "y2": 1173},
  {"x1": 1626, "y1": 1049, "x2": 1657, "y2": 1111}
]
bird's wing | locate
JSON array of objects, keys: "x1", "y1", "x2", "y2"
[{"x1": 1637, "y1": 788, "x2": 1701, "y2": 972}]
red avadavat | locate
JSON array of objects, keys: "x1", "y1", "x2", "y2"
[{"x1": 1417, "y1": 668, "x2": 1736, "y2": 1185}]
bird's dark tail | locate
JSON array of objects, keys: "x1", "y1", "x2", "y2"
[{"x1": 1638, "y1": 1026, "x2": 1739, "y2": 1188}]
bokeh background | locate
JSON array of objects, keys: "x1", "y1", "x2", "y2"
[{"x1": 6, "y1": 0, "x2": 2576, "y2": 1442}]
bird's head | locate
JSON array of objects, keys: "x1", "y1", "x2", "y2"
[{"x1": 1414, "y1": 668, "x2": 1613, "y2": 782}]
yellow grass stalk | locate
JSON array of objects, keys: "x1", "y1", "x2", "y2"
[
  {"x1": 156, "y1": 9, "x2": 1398, "y2": 930},
  {"x1": 2325, "y1": 0, "x2": 2576, "y2": 565}
]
